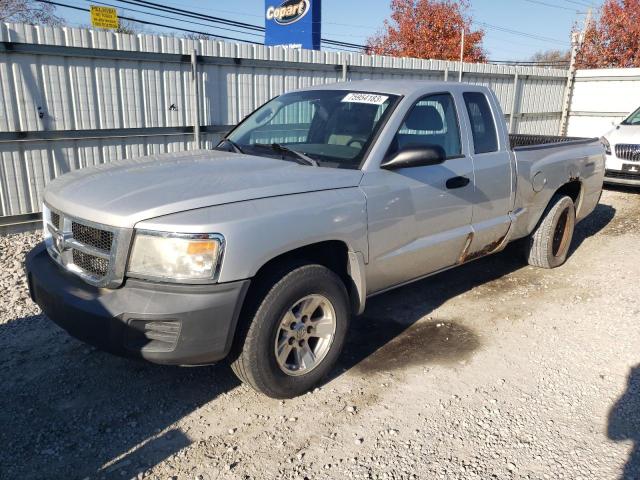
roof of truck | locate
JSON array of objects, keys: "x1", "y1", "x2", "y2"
[{"x1": 298, "y1": 79, "x2": 488, "y2": 96}]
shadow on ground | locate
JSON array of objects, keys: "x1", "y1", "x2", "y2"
[
  {"x1": 0, "y1": 201, "x2": 615, "y2": 479},
  {"x1": 609, "y1": 365, "x2": 640, "y2": 480},
  {"x1": 0, "y1": 314, "x2": 241, "y2": 479}
]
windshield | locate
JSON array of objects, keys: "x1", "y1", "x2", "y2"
[
  {"x1": 220, "y1": 90, "x2": 400, "y2": 169},
  {"x1": 622, "y1": 106, "x2": 640, "y2": 125}
]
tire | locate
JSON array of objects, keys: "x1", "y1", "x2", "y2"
[
  {"x1": 525, "y1": 194, "x2": 576, "y2": 269},
  {"x1": 230, "y1": 264, "x2": 350, "y2": 399}
]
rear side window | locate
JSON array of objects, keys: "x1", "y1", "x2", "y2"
[
  {"x1": 390, "y1": 93, "x2": 461, "y2": 159},
  {"x1": 463, "y1": 92, "x2": 498, "y2": 154}
]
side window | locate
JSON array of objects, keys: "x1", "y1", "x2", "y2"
[
  {"x1": 390, "y1": 93, "x2": 461, "y2": 159},
  {"x1": 463, "y1": 92, "x2": 498, "y2": 154}
]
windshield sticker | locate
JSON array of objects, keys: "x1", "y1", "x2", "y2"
[{"x1": 342, "y1": 93, "x2": 389, "y2": 105}]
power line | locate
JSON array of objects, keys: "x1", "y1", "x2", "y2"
[
  {"x1": 87, "y1": 0, "x2": 264, "y2": 40},
  {"x1": 476, "y1": 21, "x2": 570, "y2": 46},
  {"x1": 37, "y1": 0, "x2": 263, "y2": 43},
  {"x1": 564, "y1": 0, "x2": 596, "y2": 7},
  {"x1": 113, "y1": 0, "x2": 264, "y2": 32},
  {"x1": 523, "y1": 0, "x2": 587, "y2": 13},
  {"x1": 108, "y1": 0, "x2": 368, "y2": 50}
]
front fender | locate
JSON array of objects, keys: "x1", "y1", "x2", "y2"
[{"x1": 134, "y1": 188, "x2": 369, "y2": 283}]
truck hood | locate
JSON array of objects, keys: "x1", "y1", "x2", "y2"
[{"x1": 44, "y1": 150, "x2": 363, "y2": 228}]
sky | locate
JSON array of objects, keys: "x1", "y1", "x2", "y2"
[{"x1": 56, "y1": 0, "x2": 603, "y2": 61}]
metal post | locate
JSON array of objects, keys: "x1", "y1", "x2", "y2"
[
  {"x1": 443, "y1": 66, "x2": 448, "y2": 82},
  {"x1": 191, "y1": 49, "x2": 201, "y2": 149},
  {"x1": 342, "y1": 56, "x2": 348, "y2": 82},
  {"x1": 458, "y1": 29, "x2": 465, "y2": 82},
  {"x1": 509, "y1": 72, "x2": 519, "y2": 133}
]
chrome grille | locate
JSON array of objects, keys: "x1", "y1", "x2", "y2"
[
  {"x1": 614, "y1": 144, "x2": 640, "y2": 162},
  {"x1": 43, "y1": 205, "x2": 132, "y2": 288},
  {"x1": 72, "y1": 249, "x2": 110, "y2": 277},
  {"x1": 71, "y1": 222, "x2": 113, "y2": 252},
  {"x1": 50, "y1": 211, "x2": 60, "y2": 229}
]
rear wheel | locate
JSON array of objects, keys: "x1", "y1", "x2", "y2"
[
  {"x1": 525, "y1": 194, "x2": 576, "y2": 269},
  {"x1": 230, "y1": 264, "x2": 350, "y2": 398}
]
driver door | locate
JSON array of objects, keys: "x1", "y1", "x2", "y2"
[{"x1": 362, "y1": 93, "x2": 475, "y2": 294}]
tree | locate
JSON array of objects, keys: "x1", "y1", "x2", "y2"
[
  {"x1": 530, "y1": 49, "x2": 570, "y2": 64},
  {"x1": 576, "y1": 0, "x2": 640, "y2": 68},
  {"x1": 183, "y1": 33, "x2": 211, "y2": 40},
  {"x1": 366, "y1": 0, "x2": 486, "y2": 62},
  {"x1": 0, "y1": 0, "x2": 61, "y2": 25},
  {"x1": 115, "y1": 19, "x2": 142, "y2": 35}
]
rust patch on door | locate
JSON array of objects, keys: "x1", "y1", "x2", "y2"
[{"x1": 458, "y1": 233, "x2": 507, "y2": 264}]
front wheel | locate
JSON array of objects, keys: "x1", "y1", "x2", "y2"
[
  {"x1": 230, "y1": 264, "x2": 350, "y2": 398},
  {"x1": 525, "y1": 194, "x2": 576, "y2": 269}
]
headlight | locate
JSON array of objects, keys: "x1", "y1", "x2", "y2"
[
  {"x1": 600, "y1": 136, "x2": 611, "y2": 155},
  {"x1": 127, "y1": 231, "x2": 224, "y2": 282}
]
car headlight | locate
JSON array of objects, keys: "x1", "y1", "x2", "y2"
[
  {"x1": 127, "y1": 231, "x2": 224, "y2": 282},
  {"x1": 600, "y1": 136, "x2": 611, "y2": 155}
]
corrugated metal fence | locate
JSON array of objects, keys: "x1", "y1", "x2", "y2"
[{"x1": 0, "y1": 22, "x2": 569, "y2": 220}]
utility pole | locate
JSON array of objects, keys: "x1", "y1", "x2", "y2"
[
  {"x1": 458, "y1": 28, "x2": 465, "y2": 82},
  {"x1": 559, "y1": 7, "x2": 592, "y2": 136}
]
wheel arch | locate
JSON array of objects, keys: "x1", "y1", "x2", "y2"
[
  {"x1": 246, "y1": 240, "x2": 366, "y2": 316},
  {"x1": 555, "y1": 179, "x2": 583, "y2": 209}
]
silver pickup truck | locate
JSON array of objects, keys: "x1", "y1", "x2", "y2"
[{"x1": 26, "y1": 81, "x2": 604, "y2": 398}]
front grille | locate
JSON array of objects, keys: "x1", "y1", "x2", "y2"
[
  {"x1": 44, "y1": 206, "x2": 129, "y2": 287},
  {"x1": 614, "y1": 144, "x2": 640, "y2": 162},
  {"x1": 50, "y1": 211, "x2": 60, "y2": 230},
  {"x1": 605, "y1": 169, "x2": 640, "y2": 180},
  {"x1": 71, "y1": 222, "x2": 113, "y2": 252},
  {"x1": 72, "y1": 249, "x2": 109, "y2": 277}
]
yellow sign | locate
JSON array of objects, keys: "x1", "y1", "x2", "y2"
[{"x1": 90, "y1": 5, "x2": 119, "y2": 29}]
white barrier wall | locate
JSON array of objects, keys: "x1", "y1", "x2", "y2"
[
  {"x1": 567, "y1": 68, "x2": 640, "y2": 138},
  {"x1": 0, "y1": 22, "x2": 568, "y2": 220}
]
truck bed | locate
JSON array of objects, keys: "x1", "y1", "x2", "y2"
[{"x1": 509, "y1": 134, "x2": 597, "y2": 150}]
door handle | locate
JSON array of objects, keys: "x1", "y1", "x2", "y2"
[{"x1": 446, "y1": 176, "x2": 470, "y2": 189}]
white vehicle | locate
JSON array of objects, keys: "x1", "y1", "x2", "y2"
[{"x1": 601, "y1": 106, "x2": 640, "y2": 186}]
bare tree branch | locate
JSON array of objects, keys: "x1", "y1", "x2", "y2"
[{"x1": 0, "y1": 0, "x2": 62, "y2": 25}]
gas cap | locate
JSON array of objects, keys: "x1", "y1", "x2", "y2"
[{"x1": 532, "y1": 171, "x2": 547, "y2": 192}]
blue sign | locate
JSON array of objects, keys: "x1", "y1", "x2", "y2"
[{"x1": 264, "y1": 0, "x2": 321, "y2": 50}]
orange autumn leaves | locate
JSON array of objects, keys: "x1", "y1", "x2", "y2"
[
  {"x1": 365, "y1": 0, "x2": 486, "y2": 62},
  {"x1": 576, "y1": 0, "x2": 640, "y2": 68}
]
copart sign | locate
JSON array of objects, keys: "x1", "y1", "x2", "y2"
[
  {"x1": 264, "y1": 0, "x2": 321, "y2": 50},
  {"x1": 266, "y1": 0, "x2": 310, "y2": 25}
]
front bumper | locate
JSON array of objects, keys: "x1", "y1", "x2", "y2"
[
  {"x1": 26, "y1": 243, "x2": 250, "y2": 365},
  {"x1": 604, "y1": 153, "x2": 640, "y2": 186},
  {"x1": 604, "y1": 169, "x2": 640, "y2": 186}
]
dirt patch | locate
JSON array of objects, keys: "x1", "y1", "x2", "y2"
[
  {"x1": 349, "y1": 319, "x2": 481, "y2": 374},
  {"x1": 597, "y1": 187, "x2": 640, "y2": 236}
]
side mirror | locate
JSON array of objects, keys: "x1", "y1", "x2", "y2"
[{"x1": 380, "y1": 146, "x2": 447, "y2": 170}]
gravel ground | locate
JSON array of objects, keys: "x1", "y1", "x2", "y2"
[{"x1": 1, "y1": 187, "x2": 639, "y2": 480}]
